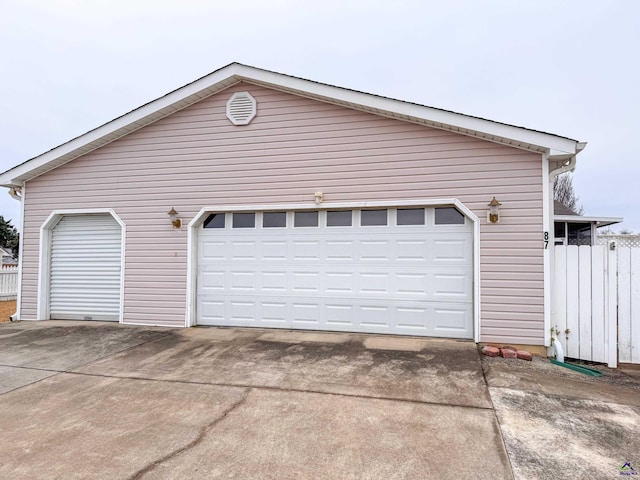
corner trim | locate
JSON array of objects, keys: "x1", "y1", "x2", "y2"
[{"x1": 542, "y1": 152, "x2": 552, "y2": 346}]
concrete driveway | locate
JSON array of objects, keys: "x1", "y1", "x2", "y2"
[{"x1": 0, "y1": 321, "x2": 638, "y2": 479}]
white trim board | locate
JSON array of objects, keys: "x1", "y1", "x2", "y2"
[
  {"x1": 15, "y1": 184, "x2": 25, "y2": 320},
  {"x1": 186, "y1": 198, "x2": 481, "y2": 342},
  {"x1": 542, "y1": 153, "x2": 552, "y2": 346}
]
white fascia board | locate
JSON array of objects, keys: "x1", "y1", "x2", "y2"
[
  {"x1": 0, "y1": 65, "x2": 245, "y2": 186},
  {"x1": 233, "y1": 65, "x2": 581, "y2": 155},
  {"x1": 1, "y1": 62, "x2": 581, "y2": 186}
]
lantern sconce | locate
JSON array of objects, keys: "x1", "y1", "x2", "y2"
[
  {"x1": 314, "y1": 191, "x2": 324, "y2": 205},
  {"x1": 488, "y1": 197, "x2": 501, "y2": 224},
  {"x1": 167, "y1": 207, "x2": 181, "y2": 229}
]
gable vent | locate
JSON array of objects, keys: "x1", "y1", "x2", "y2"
[{"x1": 226, "y1": 92, "x2": 257, "y2": 125}]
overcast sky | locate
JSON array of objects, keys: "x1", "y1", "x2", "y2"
[{"x1": 1, "y1": 0, "x2": 638, "y2": 232}]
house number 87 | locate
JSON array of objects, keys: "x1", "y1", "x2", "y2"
[{"x1": 544, "y1": 231, "x2": 549, "y2": 249}]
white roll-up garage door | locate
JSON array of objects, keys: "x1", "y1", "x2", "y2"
[
  {"x1": 49, "y1": 214, "x2": 122, "y2": 321},
  {"x1": 197, "y1": 207, "x2": 473, "y2": 338}
]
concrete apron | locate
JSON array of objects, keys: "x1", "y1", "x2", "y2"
[
  {"x1": 484, "y1": 358, "x2": 640, "y2": 480},
  {"x1": 0, "y1": 321, "x2": 512, "y2": 479}
]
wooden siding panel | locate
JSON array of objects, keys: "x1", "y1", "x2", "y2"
[{"x1": 20, "y1": 82, "x2": 544, "y2": 343}]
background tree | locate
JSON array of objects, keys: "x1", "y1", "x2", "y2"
[
  {"x1": 0, "y1": 216, "x2": 19, "y2": 259},
  {"x1": 554, "y1": 172, "x2": 583, "y2": 214}
]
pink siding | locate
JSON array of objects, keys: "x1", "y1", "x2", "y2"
[{"x1": 21, "y1": 82, "x2": 544, "y2": 344}]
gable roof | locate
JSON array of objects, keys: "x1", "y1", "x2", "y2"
[{"x1": 0, "y1": 62, "x2": 586, "y2": 188}]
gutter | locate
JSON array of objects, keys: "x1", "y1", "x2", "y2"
[
  {"x1": 8, "y1": 186, "x2": 23, "y2": 201},
  {"x1": 548, "y1": 141, "x2": 586, "y2": 179}
]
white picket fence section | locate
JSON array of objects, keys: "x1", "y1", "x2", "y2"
[
  {"x1": 553, "y1": 245, "x2": 640, "y2": 367},
  {"x1": 0, "y1": 266, "x2": 19, "y2": 301}
]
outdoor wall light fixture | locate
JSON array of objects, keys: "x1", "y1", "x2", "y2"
[
  {"x1": 167, "y1": 207, "x2": 181, "y2": 229},
  {"x1": 488, "y1": 197, "x2": 501, "y2": 223},
  {"x1": 314, "y1": 191, "x2": 324, "y2": 204}
]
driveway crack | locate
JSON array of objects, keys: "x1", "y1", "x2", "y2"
[
  {"x1": 129, "y1": 387, "x2": 251, "y2": 480},
  {"x1": 479, "y1": 359, "x2": 515, "y2": 480}
]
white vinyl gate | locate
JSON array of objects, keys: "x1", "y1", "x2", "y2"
[
  {"x1": 553, "y1": 245, "x2": 640, "y2": 367},
  {"x1": 49, "y1": 214, "x2": 122, "y2": 321}
]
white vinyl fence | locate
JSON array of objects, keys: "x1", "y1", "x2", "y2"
[
  {"x1": 553, "y1": 245, "x2": 640, "y2": 367},
  {"x1": 0, "y1": 266, "x2": 19, "y2": 301}
]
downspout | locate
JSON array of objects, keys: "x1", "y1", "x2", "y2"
[
  {"x1": 552, "y1": 336, "x2": 565, "y2": 363},
  {"x1": 544, "y1": 142, "x2": 587, "y2": 355},
  {"x1": 6, "y1": 186, "x2": 22, "y2": 321},
  {"x1": 550, "y1": 336, "x2": 603, "y2": 376},
  {"x1": 549, "y1": 155, "x2": 577, "y2": 178},
  {"x1": 547, "y1": 142, "x2": 614, "y2": 373}
]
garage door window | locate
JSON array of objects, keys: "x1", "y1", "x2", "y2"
[
  {"x1": 435, "y1": 207, "x2": 465, "y2": 225},
  {"x1": 327, "y1": 210, "x2": 352, "y2": 227},
  {"x1": 263, "y1": 212, "x2": 286, "y2": 228},
  {"x1": 397, "y1": 208, "x2": 425, "y2": 225},
  {"x1": 204, "y1": 213, "x2": 225, "y2": 228},
  {"x1": 233, "y1": 212, "x2": 255, "y2": 228},
  {"x1": 294, "y1": 211, "x2": 319, "y2": 227},
  {"x1": 361, "y1": 209, "x2": 387, "y2": 226}
]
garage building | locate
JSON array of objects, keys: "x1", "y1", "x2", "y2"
[{"x1": 0, "y1": 63, "x2": 586, "y2": 347}]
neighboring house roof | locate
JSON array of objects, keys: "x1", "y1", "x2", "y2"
[
  {"x1": 553, "y1": 201, "x2": 579, "y2": 216},
  {"x1": 0, "y1": 247, "x2": 17, "y2": 265},
  {"x1": 554, "y1": 201, "x2": 622, "y2": 227},
  {"x1": 0, "y1": 62, "x2": 586, "y2": 188}
]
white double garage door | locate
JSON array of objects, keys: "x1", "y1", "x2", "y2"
[{"x1": 197, "y1": 207, "x2": 474, "y2": 339}]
